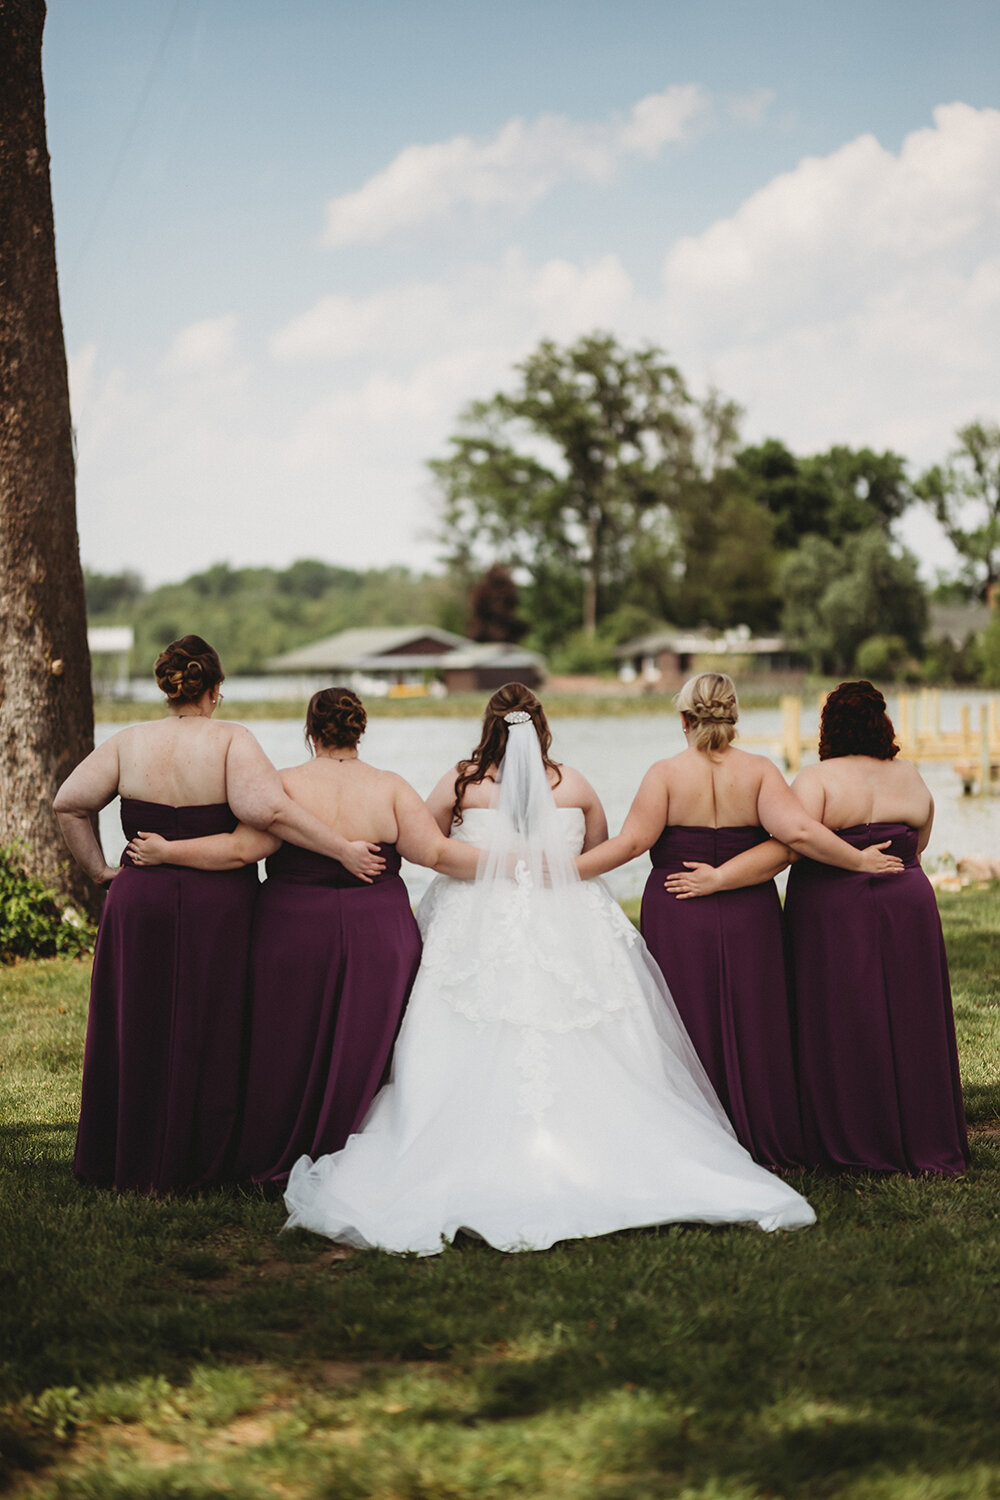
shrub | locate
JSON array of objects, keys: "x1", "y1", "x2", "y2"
[
  {"x1": 0, "y1": 847, "x2": 96, "y2": 962},
  {"x1": 854, "y1": 633, "x2": 909, "y2": 680}
]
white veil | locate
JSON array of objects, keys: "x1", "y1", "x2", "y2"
[{"x1": 477, "y1": 711, "x2": 577, "y2": 896}]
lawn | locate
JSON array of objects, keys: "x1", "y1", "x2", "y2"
[{"x1": 1, "y1": 888, "x2": 998, "y2": 1499}]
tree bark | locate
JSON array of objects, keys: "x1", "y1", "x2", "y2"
[{"x1": 0, "y1": 0, "x2": 102, "y2": 919}]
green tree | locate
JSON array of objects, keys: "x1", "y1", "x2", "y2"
[
  {"x1": 735, "y1": 441, "x2": 912, "y2": 550},
  {"x1": 83, "y1": 568, "x2": 145, "y2": 615},
  {"x1": 780, "y1": 529, "x2": 926, "y2": 674},
  {"x1": 917, "y1": 420, "x2": 1000, "y2": 599},
  {"x1": 975, "y1": 606, "x2": 1000, "y2": 688},
  {"x1": 431, "y1": 333, "x2": 698, "y2": 638}
]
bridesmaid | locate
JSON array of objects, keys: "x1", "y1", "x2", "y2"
[
  {"x1": 127, "y1": 687, "x2": 480, "y2": 1187},
  {"x1": 784, "y1": 681, "x2": 969, "y2": 1175},
  {"x1": 54, "y1": 637, "x2": 385, "y2": 1195},
  {"x1": 575, "y1": 671, "x2": 903, "y2": 1168}
]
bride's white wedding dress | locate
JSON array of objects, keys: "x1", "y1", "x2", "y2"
[{"x1": 284, "y1": 744, "x2": 814, "y2": 1251}]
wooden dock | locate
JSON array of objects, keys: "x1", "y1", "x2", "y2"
[{"x1": 740, "y1": 690, "x2": 1000, "y2": 793}]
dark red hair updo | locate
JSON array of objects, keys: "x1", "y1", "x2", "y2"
[
  {"x1": 154, "y1": 635, "x2": 224, "y2": 704},
  {"x1": 306, "y1": 687, "x2": 367, "y2": 751},
  {"x1": 819, "y1": 680, "x2": 900, "y2": 761},
  {"x1": 451, "y1": 681, "x2": 561, "y2": 826}
]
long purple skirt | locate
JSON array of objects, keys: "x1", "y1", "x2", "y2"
[
  {"x1": 74, "y1": 799, "x2": 257, "y2": 1194},
  {"x1": 785, "y1": 823, "x2": 969, "y2": 1175},
  {"x1": 234, "y1": 842, "x2": 421, "y2": 1187},
  {"x1": 641, "y1": 825, "x2": 806, "y2": 1168}
]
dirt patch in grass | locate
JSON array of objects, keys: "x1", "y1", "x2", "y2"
[{"x1": 170, "y1": 1232, "x2": 358, "y2": 1299}]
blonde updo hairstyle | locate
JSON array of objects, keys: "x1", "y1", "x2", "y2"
[
  {"x1": 676, "y1": 671, "x2": 738, "y2": 754},
  {"x1": 154, "y1": 635, "x2": 224, "y2": 705},
  {"x1": 306, "y1": 687, "x2": 367, "y2": 751}
]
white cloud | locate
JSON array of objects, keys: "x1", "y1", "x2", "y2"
[
  {"x1": 162, "y1": 315, "x2": 240, "y2": 374},
  {"x1": 658, "y1": 103, "x2": 1000, "y2": 469},
  {"x1": 323, "y1": 86, "x2": 710, "y2": 245},
  {"x1": 727, "y1": 88, "x2": 776, "y2": 127},
  {"x1": 271, "y1": 249, "x2": 636, "y2": 366}
]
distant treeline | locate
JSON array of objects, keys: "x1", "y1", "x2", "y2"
[{"x1": 85, "y1": 561, "x2": 467, "y2": 679}]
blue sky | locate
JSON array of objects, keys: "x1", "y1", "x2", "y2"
[{"x1": 43, "y1": 0, "x2": 1000, "y2": 585}]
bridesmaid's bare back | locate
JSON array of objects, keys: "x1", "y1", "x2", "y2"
[
  {"x1": 655, "y1": 745, "x2": 773, "y2": 829},
  {"x1": 794, "y1": 756, "x2": 932, "y2": 832},
  {"x1": 279, "y1": 758, "x2": 402, "y2": 844},
  {"x1": 115, "y1": 718, "x2": 244, "y2": 805}
]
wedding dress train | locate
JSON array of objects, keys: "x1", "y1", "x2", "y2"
[{"x1": 284, "y1": 748, "x2": 814, "y2": 1252}]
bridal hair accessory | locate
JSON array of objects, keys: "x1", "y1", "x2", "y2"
[{"x1": 504, "y1": 710, "x2": 531, "y2": 725}]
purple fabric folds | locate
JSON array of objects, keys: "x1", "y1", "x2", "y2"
[
  {"x1": 234, "y1": 842, "x2": 421, "y2": 1186},
  {"x1": 641, "y1": 825, "x2": 806, "y2": 1169},
  {"x1": 74, "y1": 799, "x2": 257, "y2": 1194},
  {"x1": 784, "y1": 822, "x2": 969, "y2": 1176}
]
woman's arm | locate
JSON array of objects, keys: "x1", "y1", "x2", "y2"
[
  {"x1": 393, "y1": 778, "x2": 480, "y2": 880},
  {"x1": 916, "y1": 792, "x2": 934, "y2": 856},
  {"x1": 126, "y1": 824, "x2": 278, "y2": 870},
  {"x1": 664, "y1": 839, "x2": 792, "y2": 899},
  {"x1": 424, "y1": 765, "x2": 461, "y2": 835},
  {"x1": 575, "y1": 764, "x2": 666, "y2": 880},
  {"x1": 760, "y1": 763, "x2": 902, "y2": 873},
  {"x1": 224, "y1": 728, "x2": 384, "y2": 881},
  {"x1": 53, "y1": 738, "x2": 122, "y2": 885}
]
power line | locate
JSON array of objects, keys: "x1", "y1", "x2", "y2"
[{"x1": 62, "y1": 0, "x2": 187, "y2": 288}]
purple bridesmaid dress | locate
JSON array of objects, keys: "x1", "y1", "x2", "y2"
[
  {"x1": 641, "y1": 825, "x2": 806, "y2": 1169},
  {"x1": 234, "y1": 842, "x2": 421, "y2": 1187},
  {"x1": 785, "y1": 823, "x2": 969, "y2": 1175},
  {"x1": 74, "y1": 799, "x2": 258, "y2": 1194}
]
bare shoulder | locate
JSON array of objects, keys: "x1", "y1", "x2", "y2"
[
  {"x1": 791, "y1": 761, "x2": 824, "y2": 788},
  {"x1": 553, "y1": 762, "x2": 597, "y2": 803},
  {"x1": 892, "y1": 756, "x2": 929, "y2": 789},
  {"x1": 382, "y1": 767, "x2": 421, "y2": 799}
]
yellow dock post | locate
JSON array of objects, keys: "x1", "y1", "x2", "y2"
[
  {"x1": 980, "y1": 705, "x2": 991, "y2": 795},
  {"x1": 781, "y1": 696, "x2": 801, "y2": 773}
]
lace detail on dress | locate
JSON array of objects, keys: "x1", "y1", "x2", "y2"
[{"x1": 416, "y1": 810, "x2": 635, "y2": 1037}]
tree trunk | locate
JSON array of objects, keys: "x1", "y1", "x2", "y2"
[
  {"x1": 583, "y1": 513, "x2": 599, "y2": 638},
  {"x1": 0, "y1": 0, "x2": 102, "y2": 920}
]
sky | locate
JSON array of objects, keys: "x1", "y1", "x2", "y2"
[{"x1": 42, "y1": 0, "x2": 1000, "y2": 588}]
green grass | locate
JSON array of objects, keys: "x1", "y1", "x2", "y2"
[
  {"x1": 1, "y1": 888, "x2": 998, "y2": 1498},
  {"x1": 92, "y1": 688, "x2": 788, "y2": 725}
]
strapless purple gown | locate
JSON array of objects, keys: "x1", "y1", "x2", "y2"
[
  {"x1": 641, "y1": 825, "x2": 806, "y2": 1168},
  {"x1": 785, "y1": 823, "x2": 969, "y2": 1175},
  {"x1": 234, "y1": 842, "x2": 421, "y2": 1186},
  {"x1": 74, "y1": 800, "x2": 258, "y2": 1194}
]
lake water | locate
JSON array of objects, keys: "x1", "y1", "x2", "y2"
[{"x1": 96, "y1": 693, "x2": 1000, "y2": 904}]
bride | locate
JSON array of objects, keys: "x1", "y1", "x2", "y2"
[{"x1": 284, "y1": 684, "x2": 815, "y2": 1251}]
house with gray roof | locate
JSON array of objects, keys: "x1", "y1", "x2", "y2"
[{"x1": 265, "y1": 625, "x2": 545, "y2": 696}]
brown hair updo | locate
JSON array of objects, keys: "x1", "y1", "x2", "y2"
[
  {"x1": 306, "y1": 687, "x2": 367, "y2": 751},
  {"x1": 819, "y1": 681, "x2": 900, "y2": 761},
  {"x1": 154, "y1": 635, "x2": 224, "y2": 704},
  {"x1": 451, "y1": 681, "x2": 561, "y2": 826},
  {"x1": 675, "y1": 671, "x2": 739, "y2": 754}
]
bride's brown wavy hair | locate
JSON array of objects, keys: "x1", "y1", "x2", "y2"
[{"x1": 451, "y1": 681, "x2": 561, "y2": 826}]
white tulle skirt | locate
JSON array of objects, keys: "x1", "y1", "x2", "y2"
[{"x1": 284, "y1": 830, "x2": 814, "y2": 1253}]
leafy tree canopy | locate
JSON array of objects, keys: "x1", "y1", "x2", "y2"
[
  {"x1": 780, "y1": 528, "x2": 926, "y2": 674},
  {"x1": 734, "y1": 441, "x2": 912, "y2": 550},
  {"x1": 431, "y1": 333, "x2": 702, "y2": 637},
  {"x1": 916, "y1": 420, "x2": 1000, "y2": 600}
]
